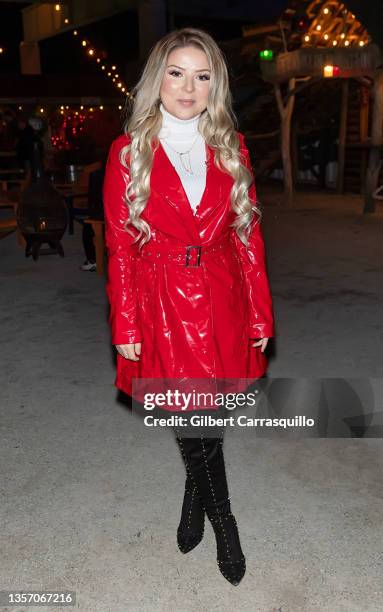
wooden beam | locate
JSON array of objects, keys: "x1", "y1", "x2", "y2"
[
  {"x1": 364, "y1": 69, "x2": 383, "y2": 213},
  {"x1": 337, "y1": 79, "x2": 349, "y2": 193}
]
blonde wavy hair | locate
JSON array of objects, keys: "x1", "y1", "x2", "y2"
[{"x1": 120, "y1": 26, "x2": 261, "y2": 249}]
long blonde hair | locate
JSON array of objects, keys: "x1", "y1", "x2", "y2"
[{"x1": 120, "y1": 26, "x2": 261, "y2": 249}]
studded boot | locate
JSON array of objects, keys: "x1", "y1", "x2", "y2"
[
  {"x1": 175, "y1": 433, "x2": 246, "y2": 586},
  {"x1": 176, "y1": 472, "x2": 205, "y2": 553}
]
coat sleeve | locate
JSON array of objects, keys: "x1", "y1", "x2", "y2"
[
  {"x1": 103, "y1": 136, "x2": 142, "y2": 345},
  {"x1": 231, "y1": 132, "x2": 275, "y2": 339}
]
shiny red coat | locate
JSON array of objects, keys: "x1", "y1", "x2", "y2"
[{"x1": 103, "y1": 132, "x2": 275, "y2": 398}]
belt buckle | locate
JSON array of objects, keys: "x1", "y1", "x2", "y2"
[{"x1": 185, "y1": 245, "x2": 202, "y2": 267}]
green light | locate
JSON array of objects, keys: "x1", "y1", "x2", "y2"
[{"x1": 260, "y1": 49, "x2": 274, "y2": 60}]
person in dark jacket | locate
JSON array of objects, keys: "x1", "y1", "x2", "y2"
[
  {"x1": 80, "y1": 164, "x2": 105, "y2": 271},
  {"x1": 15, "y1": 118, "x2": 36, "y2": 173}
]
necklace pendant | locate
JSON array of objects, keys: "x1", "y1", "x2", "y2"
[{"x1": 180, "y1": 152, "x2": 194, "y2": 175}]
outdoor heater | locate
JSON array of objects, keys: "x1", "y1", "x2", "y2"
[{"x1": 17, "y1": 139, "x2": 67, "y2": 260}]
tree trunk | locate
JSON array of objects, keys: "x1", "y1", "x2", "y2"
[{"x1": 275, "y1": 77, "x2": 296, "y2": 206}]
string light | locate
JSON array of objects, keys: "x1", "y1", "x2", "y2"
[
  {"x1": 300, "y1": 1, "x2": 370, "y2": 48},
  {"x1": 55, "y1": 4, "x2": 61, "y2": 11},
  {"x1": 71, "y1": 29, "x2": 132, "y2": 98},
  {"x1": 64, "y1": 18, "x2": 69, "y2": 24}
]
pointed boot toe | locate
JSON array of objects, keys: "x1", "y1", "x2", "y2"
[
  {"x1": 208, "y1": 511, "x2": 246, "y2": 586},
  {"x1": 217, "y1": 557, "x2": 246, "y2": 586},
  {"x1": 177, "y1": 476, "x2": 205, "y2": 554},
  {"x1": 177, "y1": 529, "x2": 204, "y2": 554}
]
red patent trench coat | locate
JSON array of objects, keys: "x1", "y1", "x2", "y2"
[{"x1": 103, "y1": 131, "x2": 275, "y2": 405}]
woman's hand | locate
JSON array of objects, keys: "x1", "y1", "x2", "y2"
[
  {"x1": 116, "y1": 343, "x2": 142, "y2": 361},
  {"x1": 252, "y1": 338, "x2": 269, "y2": 352}
]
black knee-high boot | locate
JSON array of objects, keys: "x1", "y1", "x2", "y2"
[
  {"x1": 175, "y1": 432, "x2": 246, "y2": 586},
  {"x1": 175, "y1": 431, "x2": 205, "y2": 554}
]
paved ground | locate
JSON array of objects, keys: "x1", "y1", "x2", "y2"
[{"x1": 1, "y1": 187, "x2": 382, "y2": 611}]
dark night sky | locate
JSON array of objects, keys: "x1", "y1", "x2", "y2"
[{"x1": 0, "y1": 1, "x2": 288, "y2": 75}]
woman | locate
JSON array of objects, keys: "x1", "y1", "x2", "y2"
[{"x1": 103, "y1": 27, "x2": 275, "y2": 586}]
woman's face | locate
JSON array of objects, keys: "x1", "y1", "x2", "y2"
[{"x1": 159, "y1": 45, "x2": 211, "y2": 120}]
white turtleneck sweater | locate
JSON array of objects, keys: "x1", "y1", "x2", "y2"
[{"x1": 158, "y1": 102, "x2": 206, "y2": 215}]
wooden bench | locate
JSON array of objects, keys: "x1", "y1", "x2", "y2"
[
  {"x1": 0, "y1": 217, "x2": 17, "y2": 233},
  {"x1": 84, "y1": 218, "x2": 105, "y2": 275}
]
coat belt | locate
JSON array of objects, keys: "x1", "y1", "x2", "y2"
[{"x1": 138, "y1": 235, "x2": 232, "y2": 267}]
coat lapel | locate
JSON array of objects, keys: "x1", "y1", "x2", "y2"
[{"x1": 147, "y1": 139, "x2": 232, "y2": 244}]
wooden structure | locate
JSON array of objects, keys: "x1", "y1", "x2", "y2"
[{"x1": 240, "y1": 0, "x2": 383, "y2": 211}]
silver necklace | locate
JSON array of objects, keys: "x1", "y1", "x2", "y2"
[{"x1": 160, "y1": 133, "x2": 200, "y2": 175}]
